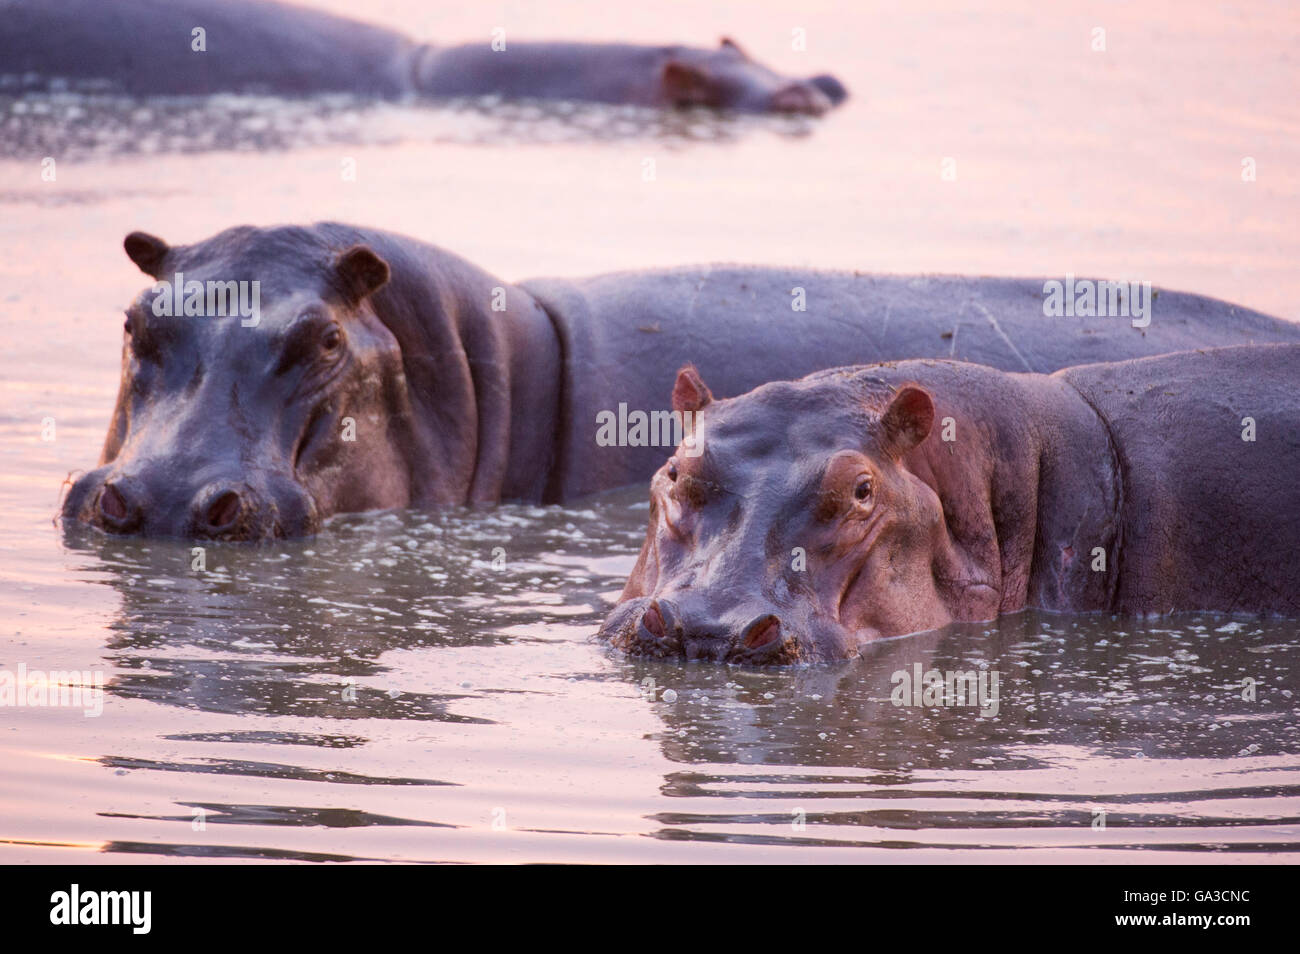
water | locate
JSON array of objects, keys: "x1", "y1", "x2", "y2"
[
  {"x1": 2, "y1": 0, "x2": 1298, "y2": 863},
  {"x1": 6, "y1": 502, "x2": 1299, "y2": 861}
]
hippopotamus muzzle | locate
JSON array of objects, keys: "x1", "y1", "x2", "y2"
[
  {"x1": 598, "y1": 596, "x2": 793, "y2": 664},
  {"x1": 64, "y1": 463, "x2": 320, "y2": 541},
  {"x1": 599, "y1": 593, "x2": 850, "y2": 666},
  {"x1": 768, "y1": 82, "x2": 835, "y2": 116}
]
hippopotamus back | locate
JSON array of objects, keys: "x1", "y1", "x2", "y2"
[
  {"x1": 522, "y1": 268, "x2": 1300, "y2": 497},
  {"x1": 1, "y1": 0, "x2": 415, "y2": 96},
  {"x1": 1061, "y1": 345, "x2": 1300, "y2": 616}
]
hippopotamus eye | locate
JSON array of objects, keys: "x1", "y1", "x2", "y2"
[
  {"x1": 321, "y1": 325, "x2": 343, "y2": 351},
  {"x1": 122, "y1": 312, "x2": 163, "y2": 361},
  {"x1": 854, "y1": 476, "x2": 872, "y2": 502},
  {"x1": 667, "y1": 461, "x2": 679, "y2": 482}
]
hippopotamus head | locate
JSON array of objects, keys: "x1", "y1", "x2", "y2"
[
  {"x1": 600, "y1": 365, "x2": 961, "y2": 664},
  {"x1": 661, "y1": 38, "x2": 848, "y2": 115},
  {"x1": 62, "y1": 226, "x2": 438, "y2": 540}
]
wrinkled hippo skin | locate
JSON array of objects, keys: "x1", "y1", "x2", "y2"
[
  {"x1": 0, "y1": 0, "x2": 845, "y2": 114},
  {"x1": 62, "y1": 222, "x2": 1300, "y2": 539},
  {"x1": 601, "y1": 346, "x2": 1300, "y2": 663}
]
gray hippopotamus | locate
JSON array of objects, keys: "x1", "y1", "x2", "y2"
[
  {"x1": 61, "y1": 222, "x2": 1300, "y2": 539},
  {"x1": 1, "y1": 0, "x2": 846, "y2": 114},
  {"x1": 600, "y1": 346, "x2": 1300, "y2": 663}
]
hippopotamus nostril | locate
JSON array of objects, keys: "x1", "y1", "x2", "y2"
[
  {"x1": 97, "y1": 481, "x2": 140, "y2": 532},
  {"x1": 633, "y1": 599, "x2": 683, "y2": 656},
  {"x1": 727, "y1": 613, "x2": 801, "y2": 664},
  {"x1": 741, "y1": 614, "x2": 782, "y2": 650},
  {"x1": 199, "y1": 488, "x2": 244, "y2": 533},
  {"x1": 641, "y1": 602, "x2": 667, "y2": 640},
  {"x1": 100, "y1": 485, "x2": 126, "y2": 521}
]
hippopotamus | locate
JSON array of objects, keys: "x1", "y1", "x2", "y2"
[
  {"x1": 600, "y1": 346, "x2": 1300, "y2": 663},
  {"x1": 1, "y1": 0, "x2": 847, "y2": 114},
  {"x1": 61, "y1": 222, "x2": 1300, "y2": 539}
]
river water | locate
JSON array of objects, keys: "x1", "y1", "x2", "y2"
[{"x1": 1, "y1": 0, "x2": 1297, "y2": 863}]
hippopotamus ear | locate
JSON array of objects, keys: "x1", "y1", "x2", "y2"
[
  {"x1": 123, "y1": 231, "x2": 169, "y2": 278},
  {"x1": 661, "y1": 61, "x2": 716, "y2": 106},
  {"x1": 672, "y1": 364, "x2": 713, "y2": 414},
  {"x1": 333, "y1": 245, "x2": 391, "y2": 305},
  {"x1": 879, "y1": 386, "x2": 935, "y2": 457},
  {"x1": 718, "y1": 37, "x2": 748, "y2": 58}
]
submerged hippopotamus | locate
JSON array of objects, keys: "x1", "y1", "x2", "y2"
[
  {"x1": 600, "y1": 346, "x2": 1300, "y2": 663},
  {"x1": 62, "y1": 222, "x2": 1300, "y2": 539},
  {"x1": 1, "y1": 0, "x2": 846, "y2": 114}
]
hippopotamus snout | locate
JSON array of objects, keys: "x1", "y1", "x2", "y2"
[
  {"x1": 602, "y1": 594, "x2": 804, "y2": 665},
  {"x1": 65, "y1": 464, "x2": 319, "y2": 541},
  {"x1": 764, "y1": 74, "x2": 848, "y2": 116},
  {"x1": 809, "y1": 74, "x2": 849, "y2": 107}
]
